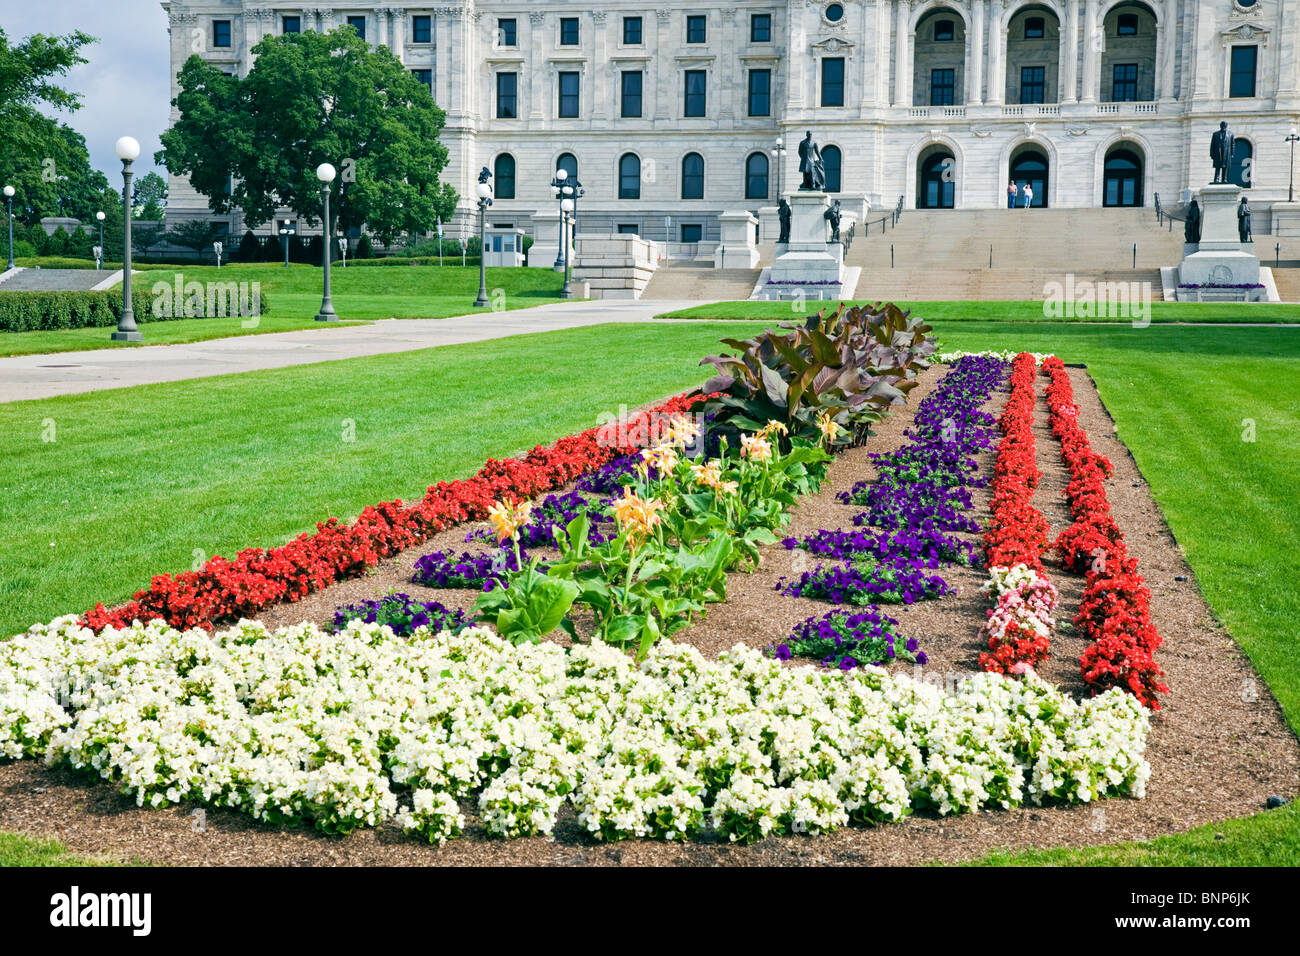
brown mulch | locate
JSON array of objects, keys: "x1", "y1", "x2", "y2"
[{"x1": 1, "y1": 365, "x2": 1296, "y2": 866}]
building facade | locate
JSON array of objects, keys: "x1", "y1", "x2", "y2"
[{"x1": 161, "y1": 0, "x2": 1300, "y2": 244}]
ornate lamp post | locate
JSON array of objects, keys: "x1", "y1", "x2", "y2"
[
  {"x1": 3, "y1": 185, "x2": 14, "y2": 271},
  {"x1": 278, "y1": 220, "x2": 296, "y2": 266},
  {"x1": 550, "y1": 169, "x2": 569, "y2": 270},
  {"x1": 560, "y1": 197, "x2": 575, "y2": 298},
  {"x1": 473, "y1": 167, "x2": 493, "y2": 308},
  {"x1": 95, "y1": 210, "x2": 105, "y2": 269},
  {"x1": 315, "y1": 162, "x2": 338, "y2": 321},
  {"x1": 771, "y1": 135, "x2": 787, "y2": 200},
  {"x1": 550, "y1": 168, "x2": 584, "y2": 293},
  {"x1": 110, "y1": 136, "x2": 142, "y2": 342},
  {"x1": 1284, "y1": 125, "x2": 1294, "y2": 204}
]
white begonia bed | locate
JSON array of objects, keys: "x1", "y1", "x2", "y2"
[{"x1": 0, "y1": 615, "x2": 1151, "y2": 845}]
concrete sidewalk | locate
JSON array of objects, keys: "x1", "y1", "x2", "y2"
[{"x1": 0, "y1": 300, "x2": 698, "y2": 403}]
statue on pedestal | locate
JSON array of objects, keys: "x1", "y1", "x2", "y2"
[
  {"x1": 1238, "y1": 196, "x2": 1252, "y2": 243},
  {"x1": 1210, "y1": 121, "x2": 1235, "y2": 184},
  {"x1": 777, "y1": 199, "x2": 791, "y2": 243},
  {"x1": 798, "y1": 131, "x2": 825, "y2": 191},
  {"x1": 1184, "y1": 199, "x2": 1201, "y2": 244},
  {"x1": 824, "y1": 199, "x2": 842, "y2": 242}
]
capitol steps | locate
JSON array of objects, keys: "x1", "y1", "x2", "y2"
[{"x1": 640, "y1": 260, "x2": 761, "y2": 301}]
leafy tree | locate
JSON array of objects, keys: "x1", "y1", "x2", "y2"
[
  {"x1": 163, "y1": 219, "x2": 223, "y2": 253},
  {"x1": 0, "y1": 29, "x2": 102, "y2": 222},
  {"x1": 159, "y1": 27, "x2": 457, "y2": 247},
  {"x1": 355, "y1": 233, "x2": 373, "y2": 259},
  {"x1": 237, "y1": 230, "x2": 261, "y2": 261},
  {"x1": 132, "y1": 172, "x2": 167, "y2": 210}
]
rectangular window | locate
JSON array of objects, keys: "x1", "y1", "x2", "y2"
[
  {"x1": 680, "y1": 223, "x2": 703, "y2": 243},
  {"x1": 1112, "y1": 63, "x2": 1137, "y2": 101},
  {"x1": 1024, "y1": 17, "x2": 1045, "y2": 38},
  {"x1": 751, "y1": 13, "x2": 772, "y2": 43},
  {"x1": 558, "y1": 71, "x2": 580, "y2": 117},
  {"x1": 687, "y1": 15, "x2": 707, "y2": 44},
  {"x1": 623, "y1": 16, "x2": 643, "y2": 45},
  {"x1": 213, "y1": 20, "x2": 231, "y2": 48},
  {"x1": 1117, "y1": 13, "x2": 1138, "y2": 35},
  {"x1": 1230, "y1": 45, "x2": 1258, "y2": 98},
  {"x1": 684, "y1": 69, "x2": 707, "y2": 117},
  {"x1": 748, "y1": 69, "x2": 771, "y2": 117},
  {"x1": 412, "y1": 15, "x2": 431, "y2": 44},
  {"x1": 935, "y1": 20, "x2": 954, "y2": 41},
  {"x1": 1020, "y1": 66, "x2": 1045, "y2": 104},
  {"x1": 930, "y1": 68, "x2": 955, "y2": 106},
  {"x1": 821, "y1": 57, "x2": 845, "y2": 107},
  {"x1": 560, "y1": 17, "x2": 580, "y2": 45},
  {"x1": 617, "y1": 223, "x2": 640, "y2": 235},
  {"x1": 496, "y1": 72, "x2": 518, "y2": 118},
  {"x1": 347, "y1": 15, "x2": 366, "y2": 40},
  {"x1": 621, "y1": 70, "x2": 643, "y2": 118},
  {"x1": 497, "y1": 18, "x2": 517, "y2": 47},
  {"x1": 282, "y1": 16, "x2": 301, "y2": 35},
  {"x1": 412, "y1": 69, "x2": 432, "y2": 92}
]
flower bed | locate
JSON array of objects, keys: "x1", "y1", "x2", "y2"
[
  {"x1": 1042, "y1": 357, "x2": 1167, "y2": 709},
  {"x1": 81, "y1": 393, "x2": 706, "y2": 634},
  {"x1": 1, "y1": 616, "x2": 1151, "y2": 844}
]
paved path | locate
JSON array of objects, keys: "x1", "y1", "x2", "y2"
[{"x1": 0, "y1": 300, "x2": 698, "y2": 404}]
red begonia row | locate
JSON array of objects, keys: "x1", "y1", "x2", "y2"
[
  {"x1": 83, "y1": 392, "x2": 708, "y2": 633},
  {"x1": 1042, "y1": 357, "x2": 1167, "y2": 709}
]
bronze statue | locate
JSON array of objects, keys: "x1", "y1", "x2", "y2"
[
  {"x1": 798, "y1": 131, "x2": 825, "y2": 191},
  {"x1": 1184, "y1": 199, "x2": 1201, "y2": 244},
  {"x1": 777, "y1": 198, "x2": 791, "y2": 243},
  {"x1": 1210, "y1": 121, "x2": 1235, "y2": 184},
  {"x1": 1238, "y1": 196, "x2": 1252, "y2": 242},
  {"x1": 824, "y1": 199, "x2": 842, "y2": 242}
]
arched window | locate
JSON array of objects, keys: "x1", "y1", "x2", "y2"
[
  {"x1": 681, "y1": 152, "x2": 704, "y2": 199},
  {"x1": 745, "y1": 152, "x2": 769, "y2": 200},
  {"x1": 556, "y1": 152, "x2": 578, "y2": 180},
  {"x1": 619, "y1": 153, "x2": 641, "y2": 199},
  {"x1": 493, "y1": 154, "x2": 516, "y2": 199},
  {"x1": 1230, "y1": 139, "x2": 1253, "y2": 189},
  {"x1": 822, "y1": 145, "x2": 842, "y2": 193},
  {"x1": 1103, "y1": 146, "x2": 1143, "y2": 207}
]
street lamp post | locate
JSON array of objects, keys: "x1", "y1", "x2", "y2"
[
  {"x1": 3, "y1": 185, "x2": 14, "y2": 271},
  {"x1": 95, "y1": 211, "x2": 105, "y2": 269},
  {"x1": 560, "y1": 198, "x2": 575, "y2": 298},
  {"x1": 315, "y1": 162, "x2": 338, "y2": 321},
  {"x1": 110, "y1": 136, "x2": 142, "y2": 342},
  {"x1": 436, "y1": 217, "x2": 444, "y2": 266},
  {"x1": 1284, "y1": 125, "x2": 1294, "y2": 204},
  {"x1": 473, "y1": 166, "x2": 493, "y2": 308},
  {"x1": 279, "y1": 220, "x2": 295, "y2": 267},
  {"x1": 550, "y1": 169, "x2": 584, "y2": 296},
  {"x1": 771, "y1": 136, "x2": 787, "y2": 201},
  {"x1": 340, "y1": 236, "x2": 349, "y2": 268}
]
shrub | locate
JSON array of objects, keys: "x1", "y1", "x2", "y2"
[
  {"x1": 237, "y1": 230, "x2": 261, "y2": 262},
  {"x1": 0, "y1": 287, "x2": 269, "y2": 333},
  {"x1": 355, "y1": 233, "x2": 373, "y2": 259}
]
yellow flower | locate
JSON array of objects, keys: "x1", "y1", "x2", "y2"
[
  {"x1": 661, "y1": 415, "x2": 701, "y2": 449},
  {"x1": 717, "y1": 479, "x2": 739, "y2": 495},
  {"x1": 640, "y1": 443, "x2": 680, "y2": 474},
  {"x1": 740, "y1": 433, "x2": 774, "y2": 463},
  {"x1": 816, "y1": 410, "x2": 840, "y2": 445},
  {"x1": 612, "y1": 489, "x2": 664, "y2": 547},
  {"x1": 487, "y1": 499, "x2": 534, "y2": 543},
  {"x1": 689, "y1": 460, "x2": 723, "y2": 489},
  {"x1": 759, "y1": 420, "x2": 788, "y2": 439}
]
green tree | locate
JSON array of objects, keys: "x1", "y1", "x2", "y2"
[
  {"x1": 158, "y1": 27, "x2": 457, "y2": 247},
  {"x1": 0, "y1": 29, "x2": 100, "y2": 222},
  {"x1": 163, "y1": 219, "x2": 222, "y2": 253},
  {"x1": 132, "y1": 171, "x2": 167, "y2": 220}
]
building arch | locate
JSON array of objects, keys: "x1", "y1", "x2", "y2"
[
  {"x1": 822, "y1": 144, "x2": 843, "y2": 193},
  {"x1": 912, "y1": 7, "x2": 968, "y2": 107},
  {"x1": 998, "y1": 134, "x2": 1060, "y2": 207},
  {"x1": 1003, "y1": 4, "x2": 1063, "y2": 105},
  {"x1": 554, "y1": 152, "x2": 579, "y2": 181},
  {"x1": 617, "y1": 152, "x2": 641, "y2": 200},
  {"x1": 492, "y1": 153, "x2": 517, "y2": 200},
  {"x1": 906, "y1": 133, "x2": 965, "y2": 209},
  {"x1": 1091, "y1": 130, "x2": 1154, "y2": 206},
  {"x1": 681, "y1": 151, "x2": 705, "y2": 199},
  {"x1": 744, "y1": 151, "x2": 770, "y2": 200},
  {"x1": 1102, "y1": 143, "x2": 1145, "y2": 206}
]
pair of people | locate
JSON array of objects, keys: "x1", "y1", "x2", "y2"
[{"x1": 1006, "y1": 180, "x2": 1035, "y2": 208}]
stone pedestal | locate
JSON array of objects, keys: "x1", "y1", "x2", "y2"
[
  {"x1": 532, "y1": 209, "x2": 564, "y2": 271},
  {"x1": 1272, "y1": 201, "x2": 1300, "y2": 237},
  {"x1": 760, "y1": 192, "x2": 846, "y2": 300},
  {"x1": 714, "y1": 210, "x2": 760, "y2": 269},
  {"x1": 1176, "y1": 184, "x2": 1262, "y2": 301}
]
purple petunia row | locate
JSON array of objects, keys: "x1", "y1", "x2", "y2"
[{"x1": 772, "y1": 355, "x2": 1009, "y2": 668}]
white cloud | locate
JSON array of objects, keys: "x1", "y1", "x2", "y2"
[{"x1": 10, "y1": 0, "x2": 171, "y2": 179}]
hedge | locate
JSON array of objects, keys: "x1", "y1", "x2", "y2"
[{"x1": 0, "y1": 288, "x2": 271, "y2": 333}]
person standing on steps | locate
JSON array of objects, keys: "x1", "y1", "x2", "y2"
[
  {"x1": 1022, "y1": 183, "x2": 1034, "y2": 208},
  {"x1": 1007, "y1": 180, "x2": 1019, "y2": 208}
]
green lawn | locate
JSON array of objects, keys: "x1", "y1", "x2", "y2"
[
  {"x1": 0, "y1": 831, "x2": 132, "y2": 866},
  {"x1": 658, "y1": 299, "x2": 1300, "y2": 322},
  {"x1": 2, "y1": 317, "x2": 1297, "y2": 866},
  {"x1": 0, "y1": 263, "x2": 567, "y2": 356}
]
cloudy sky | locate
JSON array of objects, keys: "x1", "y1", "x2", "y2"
[{"x1": 10, "y1": 0, "x2": 172, "y2": 177}]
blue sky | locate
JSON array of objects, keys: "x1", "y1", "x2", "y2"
[{"x1": 9, "y1": 0, "x2": 171, "y2": 178}]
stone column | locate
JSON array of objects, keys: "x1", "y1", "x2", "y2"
[
  {"x1": 987, "y1": 0, "x2": 1004, "y2": 105},
  {"x1": 391, "y1": 8, "x2": 406, "y2": 62},
  {"x1": 528, "y1": 12, "x2": 546, "y2": 121},
  {"x1": 654, "y1": 10, "x2": 672, "y2": 118},
  {"x1": 592, "y1": 12, "x2": 609, "y2": 120},
  {"x1": 1061, "y1": 0, "x2": 1079, "y2": 103},
  {"x1": 1156, "y1": 0, "x2": 1175, "y2": 102},
  {"x1": 1080, "y1": 0, "x2": 1099, "y2": 103},
  {"x1": 719, "y1": 8, "x2": 738, "y2": 119},
  {"x1": 968, "y1": 0, "x2": 984, "y2": 105},
  {"x1": 893, "y1": 0, "x2": 910, "y2": 107},
  {"x1": 242, "y1": 5, "x2": 261, "y2": 73}
]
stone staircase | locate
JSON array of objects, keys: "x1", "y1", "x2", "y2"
[
  {"x1": 1271, "y1": 267, "x2": 1300, "y2": 304},
  {"x1": 640, "y1": 260, "x2": 760, "y2": 300},
  {"x1": 0, "y1": 268, "x2": 112, "y2": 291}
]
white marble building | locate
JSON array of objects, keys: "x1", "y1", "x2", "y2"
[{"x1": 160, "y1": 0, "x2": 1300, "y2": 244}]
